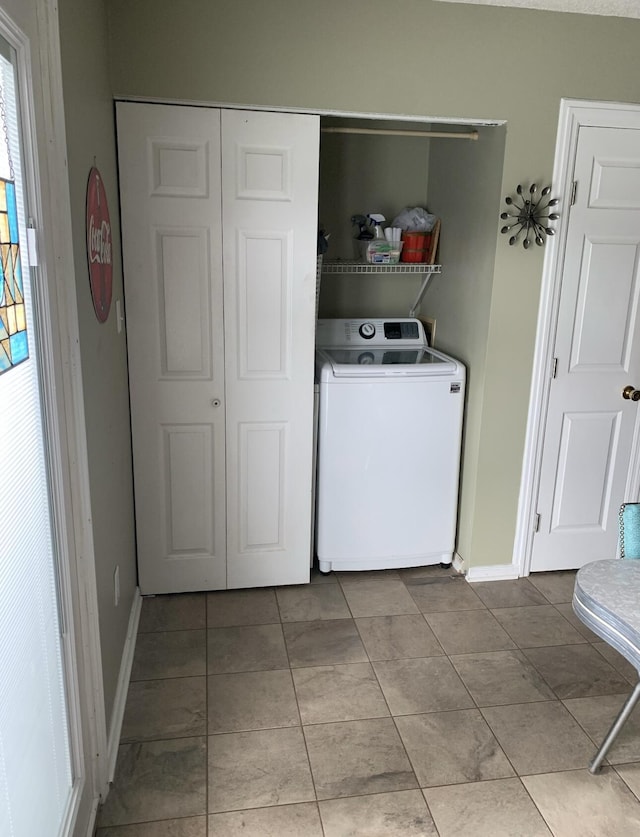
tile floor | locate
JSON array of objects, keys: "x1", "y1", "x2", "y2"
[{"x1": 95, "y1": 566, "x2": 640, "y2": 836}]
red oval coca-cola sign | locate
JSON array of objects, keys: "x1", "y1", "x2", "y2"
[{"x1": 86, "y1": 166, "x2": 113, "y2": 323}]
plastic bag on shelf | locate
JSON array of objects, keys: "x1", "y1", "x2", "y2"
[{"x1": 391, "y1": 207, "x2": 437, "y2": 232}]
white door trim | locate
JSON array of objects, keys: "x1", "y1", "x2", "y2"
[
  {"x1": 112, "y1": 94, "x2": 507, "y2": 129},
  {"x1": 32, "y1": 0, "x2": 109, "y2": 813},
  {"x1": 4, "y1": 0, "x2": 108, "y2": 831},
  {"x1": 514, "y1": 98, "x2": 640, "y2": 577}
]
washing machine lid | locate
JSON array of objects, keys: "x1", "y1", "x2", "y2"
[{"x1": 318, "y1": 346, "x2": 457, "y2": 377}]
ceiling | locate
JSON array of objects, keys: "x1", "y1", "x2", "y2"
[{"x1": 431, "y1": 0, "x2": 640, "y2": 18}]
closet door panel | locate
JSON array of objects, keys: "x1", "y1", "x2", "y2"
[
  {"x1": 117, "y1": 102, "x2": 226, "y2": 593},
  {"x1": 163, "y1": 424, "x2": 215, "y2": 554},
  {"x1": 238, "y1": 421, "x2": 287, "y2": 551},
  {"x1": 156, "y1": 226, "x2": 212, "y2": 376},
  {"x1": 222, "y1": 109, "x2": 319, "y2": 588},
  {"x1": 238, "y1": 231, "x2": 289, "y2": 376}
]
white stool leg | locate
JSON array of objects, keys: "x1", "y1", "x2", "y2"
[{"x1": 589, "y1": 680, "x2": 640, "y2": 774}]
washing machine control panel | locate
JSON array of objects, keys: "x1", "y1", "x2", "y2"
[
  {"x1": 317, "y1": 318, "x2": 427, "y2": 348},
  {"x1": 383, "y1": 321, "x2": 419, "y2": 340}
]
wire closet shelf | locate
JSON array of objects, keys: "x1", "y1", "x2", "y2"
[{"x1": 321, "y1": 262, "x2": 442, "y2": 275}]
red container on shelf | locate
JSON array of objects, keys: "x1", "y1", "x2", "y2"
[{"x1": 401, "y1": 231, "x2": 431, "y2": 263}]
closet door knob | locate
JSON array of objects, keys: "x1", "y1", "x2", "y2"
[
  {"x1": 211, "y1": 398, "x2": 222, "y2": 408},
  {"x1": 622, "y1": 386, "x2": 640, "y2": 402}
]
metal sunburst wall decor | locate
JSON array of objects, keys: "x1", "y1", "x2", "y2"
[{"x1": 500, "y1": 184, "x2": 559, "y2": 249}]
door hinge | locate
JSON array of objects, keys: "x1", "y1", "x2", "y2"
[
  {"x1": 551, "y1": 357, "x2": 558, "y2": 379},
  {"x1": 570, "y1": 181, "x2": 578, "y2": 206},
  {"x1": 534, "y1": 513, "x2": 541, "y2": 533}
]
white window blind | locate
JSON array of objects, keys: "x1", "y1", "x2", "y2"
[{"x1": 0, "y1": 39, "x2": 73, "y2": 837}]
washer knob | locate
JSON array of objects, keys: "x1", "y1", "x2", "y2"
[{"x1": 359, "y1": 322, "x2": 375, "y2": 340}]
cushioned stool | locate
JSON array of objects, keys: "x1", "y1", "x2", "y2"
[{"x1": 573, "y1": 559, "x2": 640, "y2": 773}]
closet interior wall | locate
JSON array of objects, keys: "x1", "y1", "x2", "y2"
[{"x1": 318, "y1": 120, "x2": 431, "y2": 318}]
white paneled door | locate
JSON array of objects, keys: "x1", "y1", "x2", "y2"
[
  {"x1": 220, "y1": 110, "x2": 319, "y2": 588},
  {"x1": 117, "y1": 104, "x2": 226, "y2": 593},
  {"x1": 117, "y1": 103, "x2": 319, "y2": 593},
  {"x1": 531, "y1": 126, "x2": 640, "y2": 571}
]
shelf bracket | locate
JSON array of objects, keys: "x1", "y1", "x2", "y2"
[{"x1": 409, "y1": 272, "x2": 435, "y2": 318}]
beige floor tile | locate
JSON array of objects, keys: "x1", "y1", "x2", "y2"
[
  {"x1": 336, "y1": 568, "x2": 401, "y2": 581},
  {"x1": 138, "y1": 594, "x2": 206, "y2": 633},
  {"x1": 450, "y1": 650, "x2": 555, "y2": 706},
  {"x1": 97, "y1": 738, "x2": 207, "y2": 827},
  {"x1": 491, "y1": 604, "x2": 585, "y2": 648},
  {"x1": 564, "y1": 693, "x2": 640, "y2": 764},
  {"x1": 292, "y1": 662, "x2": 389, "y2": 724},
  {"x1": 528, "y1": 570, "x2": 577, "y2": 603},
  {"x1": 398, "y1": 565, "x2": 462, "y2": 581},
  {"x1": 406, "y1": 576, "x2": 484, "y2": 613},
  {"x1": 208, "y1": 727, "x2": 314, "y2": 813},
  {"x1": 108, "y1": 578, "x2": 640, "y2": 836},
  {"x1": 310, "y1": 565, "x2": 338, "y2": 584},
  {"x1": 425, "y1": 609, "x2": 516, "y2": 655},
  {"x1": 130, "y1": 630, "x2": 206, "y2": 681},
  {"x1": 615, "y1": 762, "x2": 640, "y2": 799},
  {"x1": 319, "y1": 789, "x2": 437, "y2": 836},
  {"x1": 523, "y1": 644, "x2": 630, "y2": 699},
  {"x1": 554, "y1": 602, "x2": 601, "y2": 641},
  {"x1": 424, "y1": 778, "x2": 551, "y2": 837},
  {"x1": 373, "y1": 656, "x2": 474, "y2": 716},
  {"x1": 355, "y1": 614, "x2": 444, "y2": 661},
  {"x1": 593, "y1": 641, "x2": 639, "y2": 684},
  {"x1": 208, "y1": 802, "x2": 323, "y2": 836},
  {"x1": 481, "y1": 700, "x2": 596, "y2": 774},
  {"x1": 283, "y1": 619, "x2": 368, "y2": 667},
  {"x1": 276, "y1": 583, "x2": 351, "y2": 621},
  {"x1": 395, "y1": 710, "x2": 514, "y2": 788},
  {"x1": 121, "y1": 676, "x2": 206, "y2": 742},
  {"x1": 206, "y1": 588, "x2": 279, "y2": 627},
  {"x1": 340, "y1": 578, "x2": 419, "y2": 617},
  {"x1": 207, "y1": 624, "x2": 288, "y2": 673},
  {"x1": 471, "y1": 578, "x2": 549, "y2": 609},
  {"x1": 304, "y1": 717, "x2": 418, "y2": 800},
  {"x1": 523, "y1": 767, "x2": 640, "y2": 836},
  {"x1": 207, "y1": 670, "x2": 299, "y2": 733},
  {"x1": 96, "y1": 817, "x2": 206, "y2": 837}
]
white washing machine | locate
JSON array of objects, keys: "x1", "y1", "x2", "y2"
[{"x1": 315, "y1": 318, "x2": 465, "y2": 573}]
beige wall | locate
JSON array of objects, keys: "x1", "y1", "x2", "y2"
[
  {"x1": 58, "y1": 0, "x2": 137, "y2": 726},
  {"x1": 426, "y1": 125, "x2": 506, "y2": 562},
  {"x1": 105, "y1": 0, "x2": 640, "y2": 568}
]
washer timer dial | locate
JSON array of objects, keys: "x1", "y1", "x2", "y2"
[{"x1": 359, "y1": 322, "x2": 376, "y2": 340}]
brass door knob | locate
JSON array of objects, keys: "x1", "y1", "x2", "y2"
[{"x1": 622, "y1": 386, "x2": 640, "y2": 402}]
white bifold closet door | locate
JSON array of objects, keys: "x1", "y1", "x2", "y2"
[{"x1": 117, "y1": 102, "x2": 319, "y2": 593}]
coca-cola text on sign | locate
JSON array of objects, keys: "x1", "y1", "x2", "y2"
[{"x1": 86, "y1": 166, "x2": 113, "y2": 323}]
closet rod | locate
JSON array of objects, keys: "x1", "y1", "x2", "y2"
[{"x1": 321, "y1": 126, "x2": 478, "y2": 140}]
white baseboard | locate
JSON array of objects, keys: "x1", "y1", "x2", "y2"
[
  {"x1": 105, "y1": 587, "x2": 142, "y2": 786},
  {"x1": 466, "y1": 562, "x2": 520, "y2": 582},
  {"x1": 452, "y1": 553, "x2": 465, "y2": 574}
]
